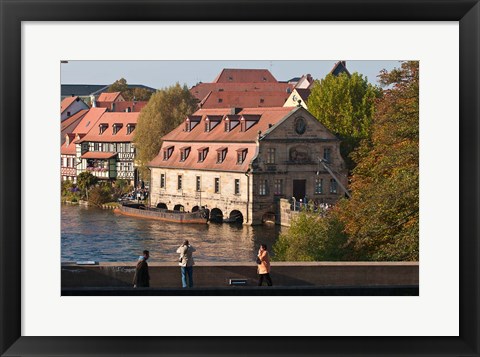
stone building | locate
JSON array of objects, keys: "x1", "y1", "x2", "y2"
[{"x1": 148, "y1": 106, "x2": 348, "y2": 225}]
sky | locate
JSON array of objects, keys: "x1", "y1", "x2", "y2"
[{"x1": 60, "y1": 60, "x2": 402, "y2": 89}]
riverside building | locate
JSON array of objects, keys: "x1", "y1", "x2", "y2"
[{"x1": 148, "y1": 106, "x2": 348, "y2": 225}]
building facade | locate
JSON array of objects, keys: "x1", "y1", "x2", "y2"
[{"x1": 149, "y1": 106, "x2": 347, "y2": 225}]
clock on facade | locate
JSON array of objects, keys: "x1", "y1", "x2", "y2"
[{"x1": 294, "y1": 117, "x2": 306, "y2": 135}]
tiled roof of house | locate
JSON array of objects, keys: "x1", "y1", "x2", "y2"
[
  {"x1": 95, "y1": 101, "x2": 148, "y2": 112},
  {"x1": 149, "y1": 142, "x2": 257, "y2": 172},
  {"x1": 81, "y1": 152, "x2": 117, "y2": 159},
  {"x1": 61, "y1": 133, "x2": 85, "y2": 155},
  {"x1": 295, "y1": 88, "x2": 311, "y2": 102},
  {"x1": 97, "y1": 92, "x2": 122, "y2": 102},
  {"x1": 61, "y1": 96, "x2": 83, "y2": 114},
  {"x1": 61, "y1": 109, "x2": 89, "y2": 131},
  {"x1": 77, "y1": 112, "x2": 140, "y2": 143},
  {"x1": 72, "y1": 108, "x2": 108, "y2": 135},
  {"x1": 200, "y1": 91, "x2": 289, "y2": 109},
  {"x1": 190, "y1": 82, "x2": 294, "y2": 101},
  {"x1": 162, "y1": 107, "x2": 296, "y2": 143},
  {"x1": 213, "y1": 68, "x2": 278, "y2": 83}
]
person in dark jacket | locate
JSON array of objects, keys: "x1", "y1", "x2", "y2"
[{"x1": 133, "y1": 250, "x2": 150, "y2": 288}]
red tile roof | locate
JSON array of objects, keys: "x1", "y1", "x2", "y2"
[
  {"x1": 61, "y1": 109, "x2": 89, "y2": 131},
  {"x1": 72, "y1": 108, "x2": 108, "y2": 135},
  {"x1": 149, "y1": 142, "x2": 257, "y2": 172},
  {"x1": 162, "y1": 107, "x2": 295, "y2": 143},
  {"x1": 200, "y1": 91, "x2": 289, "y2": 109},
  {"x1": 77, "y1": 112, "x2": 139, "y2": 143},
  {"x1": 61, "y1": 133, "x2": 85, "y2": 155},
  {"x1": 97, "y1": 92, "x2": 122, "y2": 102},
  {"x1": 213, "y1": 69, "x2": 277, "y2": 83},
  {"x1": 190, "y1": 82, "x2": 294, "y2": 101},
  {"x1": 95, "y1": 101, "x2": 147, "y2": 112},
  {"x1": 61, "y1": 96, "x2": 82, "y2": 114},
  {"x1": 81, "y1": 152, "x2": 117, "y2": 159}
]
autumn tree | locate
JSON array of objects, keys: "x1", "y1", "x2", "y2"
[
  {"x1": 108, "y1": 78, "x2": 153, "y2": 101},
  {"x1": 308, "y1": 72, "x2": 382, "y2": 170},
  {"x1": 133, "y1": 83, "x2": 198, "y2": 178},
  {"x1": 337, "y1": 61, "x2": 419, "y2": 261}
]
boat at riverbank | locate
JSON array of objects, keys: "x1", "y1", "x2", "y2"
[{"x1": 114, "y1": 203, "x2": 208, "y2": 224}]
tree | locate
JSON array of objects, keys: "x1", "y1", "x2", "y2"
[
  {"x1": 76, "y1": 171, "x2": 98, "y2": 200},
  {"x1": 133, "y1": 83, "x2": 198, "y2": 178},
  {"x1": 107, "y1": 78, "x2": 153, "y2": 101},
  {"x1": 308, "y1": 72, "x2": 382, "y2": 170},
  {"x1": 336, "y1": 61, "x2": 419, "y2": 261},
  {"x1": 273, "y1": 209, "x2": 352, "y2": 261}
]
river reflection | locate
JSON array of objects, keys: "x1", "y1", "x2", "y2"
[{"x1": 61, "y1": 204, "x2": 283, "y2": 262}]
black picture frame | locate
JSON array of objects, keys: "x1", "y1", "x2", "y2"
[{"x1": 1, "y1": 0, "x2": 479, "y2": 356}]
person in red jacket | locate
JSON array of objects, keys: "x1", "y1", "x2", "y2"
[{"x1": 257, "y1": 244, "x2": 273, "y2": 286}]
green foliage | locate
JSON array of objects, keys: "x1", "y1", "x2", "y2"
[
  {"x1": 77, "y1": 172, "x2": 98, "y2": 199},
  {"x1": 108, "y1": 78, "x2": 153, "y2": 101},
  {"x1": 133, "y1": 83, "x2": 198, "y2": 177},
  {"x1": 337, "y1": 61, "x2": 419, "y2": 261},
  {"x1": 308, "y1": 72, "x2": 382, "y2": 170},
  {"x1": 273, "y1": 210, "x2": 352, "y2": 261},
  {"x1": 88, "y1": 183, "x2": 113, "y2": 206}
]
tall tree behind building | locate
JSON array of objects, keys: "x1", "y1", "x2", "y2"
[
  {"x1": 308, "y1": 72, "x2": 382, "y2": 170},
  {"x1": 133, "y1": 83, "x2": 198, "y2": 178},
  {"x1": 337, "y1": 61, "x2": 419, "y2": 261},
  {"x1": 108, "y1": 78, "x2": 153, "y2": 101}
]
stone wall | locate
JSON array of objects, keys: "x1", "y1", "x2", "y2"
[{"x1": 61, "y1": 261, "x2": 419, "y2": 289}]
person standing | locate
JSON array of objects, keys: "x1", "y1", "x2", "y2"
[
  {"x1": 176, "y1": 240, "x2": 196, "y2": 288},
  {"x1": 257, "y1": 244, "x2": 273, "y2": 286},
  {"x1": 133, "y1": 250, "x2": 150, "y2": 288}
]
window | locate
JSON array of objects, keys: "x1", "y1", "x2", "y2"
[
  {"x1": 214, "y1": 178, "x2": 220, "y2": 193},
  {"x1": 127, "y1": 124, "x2": 136, "y2": 135},
  {"x1": 160, "y1": 174, "x2": 165, "y2": 188},
  {"x1": 216, "y1": 148, "x2": 227, "y2": 163},
  {"x1": 234, "y1": 179, "x2": 240, "y2": 195},
  {"x1": 113, "y1": 124, "x2": 122, "y2": 135},
  {"x1": 259, "y1": 180, "x2": 268, "y2": 196},
  {"x1": 218, "y1": 98, "x2": 223, "y2": 103},
  {"x1": 274, "y1": 179, "x2": 283, "y2": 195},
  {"x1": 266, "y1": 148, "x2": 276, "y2": 164},
  {"x1": 62, "y1": 157, "x2": 67, "y2": 167},
  {"x1": 180, "y1": 147, "x2": 191, "y2": 162},
  {"x1": 323, "y1": 148, "x2": 331, "y2": 162},
  {"x1": 315, "y1": 178, "x2": 323, "y2": 194},
  {"x1": 237, "y1": 148, "x2": 247, "y2": 164},
  {"x1": 99, "y1": 124, "x2": 108, "y2": 134},
  {"x1": 177, "y1": 175, "x2": 183, "y2": 190},
  {"x1": 98, "y1": 143, "x2": 103, "y2": 152},
  {"x1": 196, "y1": 176, "x2": 201, "y2": 192},
  {"x1": 163, "y1": 146, "x2": 174, "y2": 160},
  {"x1": 198, "y1": 147, "x2": 208, "y2": 162},
  {"x1": 94, "y1": 143, "x2": 99, "y2": 151},
  {"x1": 67, "y1": 111, "x2": 71, "y2": 117},
  {"x1": 330, "y1": 179, "x2": 337, "y2": 194}
]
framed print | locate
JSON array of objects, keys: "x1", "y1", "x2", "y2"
[{"x1": 1, "y1": 0, "x2": 479, "y2": 356}]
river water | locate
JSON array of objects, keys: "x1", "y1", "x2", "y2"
[{"x1": 61, "y1": 204, "x2": 283, "y2": 263}]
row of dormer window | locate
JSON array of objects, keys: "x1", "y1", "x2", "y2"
[
  {"x1": 98, "y1": 123, "x2": 136, "y2": 135},
  {"x1": 163, "y1": 145, "x2": 248, "y2": 164},
  {"x1": 184, "y1": 114, "x2": 261, "y2": 133}
]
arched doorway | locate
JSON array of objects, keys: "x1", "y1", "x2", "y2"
[
  {"x1": 226, "y1": 210, "x2": 244, "y2": 224},
  {"x1": 262, "y1": 212, "x2": 276, "y2": 224},
  {"x1": 173, "y1": 204, "x2": 184, "y2": 212},
  {"x1": 156, "y1": 203, "x2": 168, "y2": 209},
  {"x1": 210, "y1": 208, "x2": 224, "y2": 223},
  {"x1": 191, "y1": 206, "x2": 199, "y2": 212}
]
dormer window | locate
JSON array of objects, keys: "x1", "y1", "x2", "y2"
[
  {"x1": 216, "y1": 147, "x2": 228, "y2": 163},
  {"x1": 205, "y1": 115, "x2": 222, "y2": 132},
  {"x1": 163, "y1": 145, "x2": 174, "y2": 161},
  {"x1": 205, "y1": 119, "x2": 210, "y2": 132},
  {"x1": 113, "y1": 123, "x2": 123, "y2": 135},
  {"x1": 99, "y1": 123, "x2": 108, "y2": 134},
  {"x1": 185, "y1": 115, "x2": 201, "y2": 132},
  {"x1": 180, "y1": 146, "x2": 191, "y2": 162},
  {"x1": 197, "y1": 147, "x2": 209, "y2": 162},
  {"x1": 236, "y1": 148, "x2": 248, "y2": 164},
  {"x1": 126, "y1": 124, "x2": 136, "y2": 135},
  {"x1": 225, "y1": 115, "x2": 240, "y2": 132}
]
